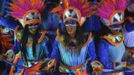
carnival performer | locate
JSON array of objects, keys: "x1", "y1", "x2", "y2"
[
  {"x1": 8, "y1": 0, "x2": 55, "y2": 75},
  {"x1": 124, "y1": 0, "x2": 134, "y2": 62},
  {"x1": 0, "y1": 24, "x2": 14, "y2": 75},
  {"x1": 49, "y1": 0, "x2": 103, "y2": 75},
  {"x1": 96, "y1": 0, "x2": 127, "y2": 75}
]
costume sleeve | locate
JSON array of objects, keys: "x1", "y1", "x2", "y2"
[
  {"x1": 50, "y1": 40, "x2": 60, "y2": 63},
  {"x1": 87, "y1": 38, "x2": 96, "y2": 61},
  {"x1": 97, "y1": 40, "x2": 113, "y2": 69},
  {"x1": 0, "y1": 16, "x2": 22, "y2": 30},
  {"x1": 13, "y1": 38, "x2": 21, "y2": 54},
  {"x1": 42, "y1": 36, "x2": 49, "y2": 58}
]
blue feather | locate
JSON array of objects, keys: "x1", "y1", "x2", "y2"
[{"x1": 0, "y1": 16, "x2": 22, "y2": 29}]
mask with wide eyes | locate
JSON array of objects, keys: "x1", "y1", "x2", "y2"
[
  {"x1": 101, "y1": 11, "x2": 124, "y2": 26},
  {"x1": 23, "y1": 10, "x2": 41, "y2": 25},
  {"x1": 111, "y1": 12, "x2": 124, "y2": 25},
  {"x1": 63, "y1": 8, "x2": 81, "y2": 24}
]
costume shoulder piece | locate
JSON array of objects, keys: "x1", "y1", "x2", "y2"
[
  {"x1": 102, "y1": 31, "x2": 124, "y2": 46},
  {"x1": 15, "y1": 26, "x2": 47, "y2": 45}
]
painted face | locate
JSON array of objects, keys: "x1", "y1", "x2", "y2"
[
  {"x1": 65, "y1": 24, "x2": 77, "y2": 35},
  {"x1": 28, "y1": 23, "x2": 39, "y2": 34}
]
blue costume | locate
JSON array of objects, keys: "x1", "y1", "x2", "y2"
[
  {"x1": 97, "y1": 32, "x2": 125, "y2": 69},
  {"x1": 96, "y1": 0, "x2": 127, "y2": 75},
  {"x1": 50, "y1": 0, "x2": 103, "y2": 74},
  {"x1": 8, "y1": 0, "x2": 52, "y2": 75},
  {"x1": 51, "y1": 31, "x2": 96, "y2": 74}
]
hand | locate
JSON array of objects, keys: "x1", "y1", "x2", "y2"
[
  {"x1": 114, "y1": 62, "x2": 126, "y2": 70},
  {"x1": 90, "y1": 60, "x2": 103, "y2": 73},
  {"x1": 40, "y1": 58, "x2": 56, "y2": 73},
  {"x1": 5, "y1": 49, "x2": 15, "y2": 61}
]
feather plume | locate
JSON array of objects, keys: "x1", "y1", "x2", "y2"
[
  {"x1": 10, "y1": 0, "x2": 44, "y2": 19},
  {"x1": 96, "y1": 0, "x2": 127, "y2": 19},
  {"x1": 51, "y1": 0, "x2": 96, "y2": 17}
]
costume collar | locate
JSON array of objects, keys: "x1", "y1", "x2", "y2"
[
  {"x1": 102, "y1": 30, "x2": 124, "y2": 46},
  {"x1": 15, "y1": 26, "x2": 47, "y2": 46}
]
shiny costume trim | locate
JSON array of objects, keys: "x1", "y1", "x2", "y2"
[{"x1": 102, "y1": 31, "x2": 124, "y2": 46}]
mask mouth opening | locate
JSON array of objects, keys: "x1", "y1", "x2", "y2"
[
  {"x1": 28, "y1": 23, "x2": 39, "y2": 29},
  {"x1": 109, "y1": 24, "x2": 122, "y2": 31}
]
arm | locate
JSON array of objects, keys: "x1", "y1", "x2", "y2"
[
  {"x1": 50, "y1": 40, "x2": 60, "y2": 63},
  {"x1": 87, "y1": 38, "x2": 103, "y2": 73},
  {"x1": 42, "y1": 36, "x2": 49, "y2": 58},
  {"x1": 97, "y1": 40, "x2": 113, "y2": 69},
  {"x1": 40, "y1": 40, "x2": 60, "y2": 73},
  {"x1": 9, "y1": 51, "x2": 22, "y2": 75},
  {"x1": 87, "y1": 38, "x2": 96, "y2": 61}
]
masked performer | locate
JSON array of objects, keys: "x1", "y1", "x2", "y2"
[
  {"x1": 49, "y1": 0, "x2": 103, "y2": 75},
  {"x1": 124, "y1": 0, "x2": 134, "y2": 62},
  {"x1": 0, "y1": 24, "x2": 14, "y2": 75},
  {"x1": 96, "y1": 0, "x2": 127, "y2": 75},
  {"x1": 8, "y1": 0, "x2": 55, "y2": 75}
]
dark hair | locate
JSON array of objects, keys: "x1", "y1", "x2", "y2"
[{"x1": 21, "y1": 25, "x2": 39, "y2": 62}]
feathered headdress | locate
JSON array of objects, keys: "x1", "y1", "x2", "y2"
[
  {"x1": 51, "y1": 0, "x2": 97, "y2": 26},
  {"x1": 96, "y1": 0, "x2": 127, "y2": 26},
  {"x1": 9, "y1": 0, "x2": 45, "y2": 27}
]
